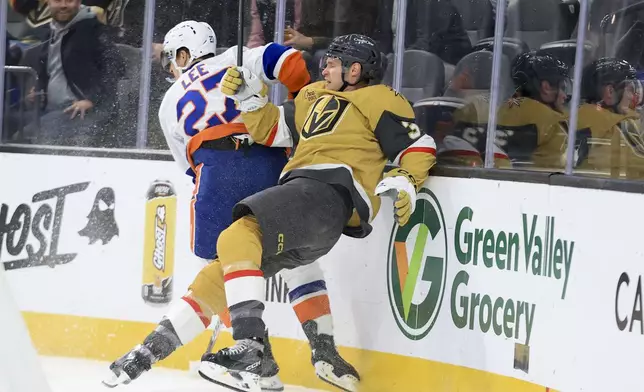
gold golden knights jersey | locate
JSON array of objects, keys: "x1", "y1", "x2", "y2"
[
  {"x1": 576, "y1": 103, "x2": 644, "y2": 179},
  {"x1": 242, "y1": 81, "x2": 437, "y2": 237},
  {"x1": 494, "y1": 97, "x2": 569, "y2": 170},
  {"x1": 444, "y1": 95, "x2": 511, "y2": 168}
]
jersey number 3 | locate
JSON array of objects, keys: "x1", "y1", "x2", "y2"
[{"x1": 176, "y1": 69, "x2": 240, "y2": 136}]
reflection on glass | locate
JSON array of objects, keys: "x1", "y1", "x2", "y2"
[
  {"x1": 411, "y1": 0, "x2": 496, "y2": 168},
  {"x1": 574, "y1": 57, "x2": 644, "y2": 179},
  {"x1": 5, "y1": 0, "x2": 643, "y2": 180},
  {"x1": 494, "y1": 51, "x2": 570, "y2": 171},
  {"x1": 557, "y1": 0, "x2": 644, "y2": 180},
  {"x1": 418, "y1": 0, "x2": 587, "y2": 172}
]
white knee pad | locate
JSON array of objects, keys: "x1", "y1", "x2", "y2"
[{"x1": 279, "y1": 260, "x2": 326, "y2": 290}]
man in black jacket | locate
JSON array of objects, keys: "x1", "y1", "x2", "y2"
[{"x1": 25, "y1": 0, "x2": 124, "y2": 146}]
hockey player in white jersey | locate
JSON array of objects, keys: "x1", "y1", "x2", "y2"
[{"x1": 102, "y1": 21, "x2": 360, "y2": 392}]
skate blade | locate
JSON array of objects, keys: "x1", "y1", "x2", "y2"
[
  {"x1": 198, "y1": 361, "x2": 261, "y2": 392},
  {"x1": 259, "y1": 374, "x2": 284, "y2": 391},
  {"x1": 314, "y1": 361, "x2": 359, "y2": 392},
  {"x1": 101, "y1": 370, "x2": 131, "y2": 388},
  {"x1": 231, "y1": 372, "x2": 284, "y2": 391}
]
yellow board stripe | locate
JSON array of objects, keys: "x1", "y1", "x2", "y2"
[{"x1": 22, "y1": 312, "x2": 555, "y2": 392}]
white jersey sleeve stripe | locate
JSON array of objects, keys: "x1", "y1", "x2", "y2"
[
  {"x1": 265, "y1": 105, "x2": 294, "y2": 147},
  {"x1": 392, "y1": 134, "x2": 437, "y2": 166}
]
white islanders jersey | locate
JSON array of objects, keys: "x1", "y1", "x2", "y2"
[{"x1": 158, "y1": 43, "x2": 302, "y2": 176}]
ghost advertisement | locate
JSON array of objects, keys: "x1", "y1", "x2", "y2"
[
  {"x1": 78, "y1": 187, "x2": 120, "y2": 245},
  {"x1": 0, "y1": 182, "x2": 119, "y2": 270}
]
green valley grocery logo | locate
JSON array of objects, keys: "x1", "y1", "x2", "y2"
[{"x1": 386, "y1": 188, "x2": 448, "y2": 340}]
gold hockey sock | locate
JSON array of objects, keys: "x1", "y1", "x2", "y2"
[{"x1": 217, "y1": 215, "x2": 266, "y2": 340}]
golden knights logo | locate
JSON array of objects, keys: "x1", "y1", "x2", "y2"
[
  {"x1": 301, "y1": 95, "x2": 350, "y2": 139},
  {"x1": 619, "y1": 118, "x2": 644, "y2": 157},
  {"x1": 507, "y1": 97, "x2": 522, "y2": 109}
]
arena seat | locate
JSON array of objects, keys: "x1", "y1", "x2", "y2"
[
  {"x1": 444, "y1": 50, "x2": 512, "y2": 101},
  {"x1": 472, "y1": 36, "x2": 528, "y2": 63},
  {"x1": 451, "y1": 0, "x2": 494, "y2": 45},
  {"x1": 539, "y1": 39, "x2": 596, "y2": 69},
  {"x1": 383, "y1": 50, "x2": 445, "y2": 103},
  {"x1": 505, "y1": 0, "x2": 565, "y2": 50}
]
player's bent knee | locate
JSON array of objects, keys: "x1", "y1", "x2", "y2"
[
  {"x1": 187, "y1": 262, "x2": 227, "y2": 315},
  {"x1": 217, "y1": 216, "x2": 263, "y2": 273},
  {"x1": 280, "y1": 261, "x2": 325, "y2": 288}
]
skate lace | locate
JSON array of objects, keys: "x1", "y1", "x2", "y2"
[{"x1": 223, "y1": 340, "x2": 251, "y2": 356}]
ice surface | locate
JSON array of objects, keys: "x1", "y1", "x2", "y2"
[{"x1": 40, "y1": 356, "x2": 323, "y2": 392}]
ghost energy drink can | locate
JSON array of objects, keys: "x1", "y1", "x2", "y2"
[{"x1": 142, "y1": 179, "x2": 177, "y2": 305}]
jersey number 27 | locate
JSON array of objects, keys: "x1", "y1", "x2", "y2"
[{"x1": 176, "y1": 69, "x2": 240, "y2": 136}]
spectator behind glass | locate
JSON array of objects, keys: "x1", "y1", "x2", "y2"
[
  {"x1": 283, "y1": 0, "x2": 384, "y2": 52},
  {"x1": 398, "y1": 0, "x2": 472, "y2": 66},
  {"x1": 278, "y1": 0, "x2": 389, "y2": 80},
  {"x1": 9, "y1": 0, "x2": 126, "y2": 41},
  {"x1": 22, "y1": 0, "x2": 124, "y2": 147},
  {"x1": 247, "y1": 0, "x2": 301, "y2": 48}
]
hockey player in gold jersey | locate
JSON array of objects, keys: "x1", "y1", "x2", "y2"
[
  {"x1": 197, "y1": 34, "x2": 436, "y2": 391},
  {"x1": 440, "y1": 51, "x2": 570, "y2": 169},
  {"x1": 440, "y1": 94, "x2": 512, "y2": 168},
  {"x1": 575, "y1": 58, "x2": 644, "y2": 179},
  {"x1": 495, "y1": 51, "x2": 570, "y2": 169}
]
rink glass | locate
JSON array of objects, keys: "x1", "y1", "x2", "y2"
[{"x1": 3, "y1": 0, "x2": 644, "y2": 390}]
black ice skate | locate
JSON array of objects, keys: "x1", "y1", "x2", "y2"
[
  {"x1": 198, "y1": 338, "x2": 265, "y2": 392},
  {"x1": 102, "y1": 319, "x2": 181, "y2": 388},
  {"x1": 199, "y1": 328, "x2": 283, "y2": 391},
  {"x1": 102, "y1": 344, "x2": 155, "y2": 387},
  {"x1": 255, "y1": 329, "x2": 284, "y2": 391},
  {"x1": 304, "y1": 321, "x2": 361, "y2": 392}
]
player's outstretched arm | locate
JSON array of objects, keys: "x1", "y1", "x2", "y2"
[
  {"x1": 239, "y1": 42, "x2": 311, "y2": 98},
  {"x1": 373, "y1": 89, "x2": 437, "y2": 226},
  {"x1": 220, "y1": 67, "x2": 300, "y2": 148}
]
